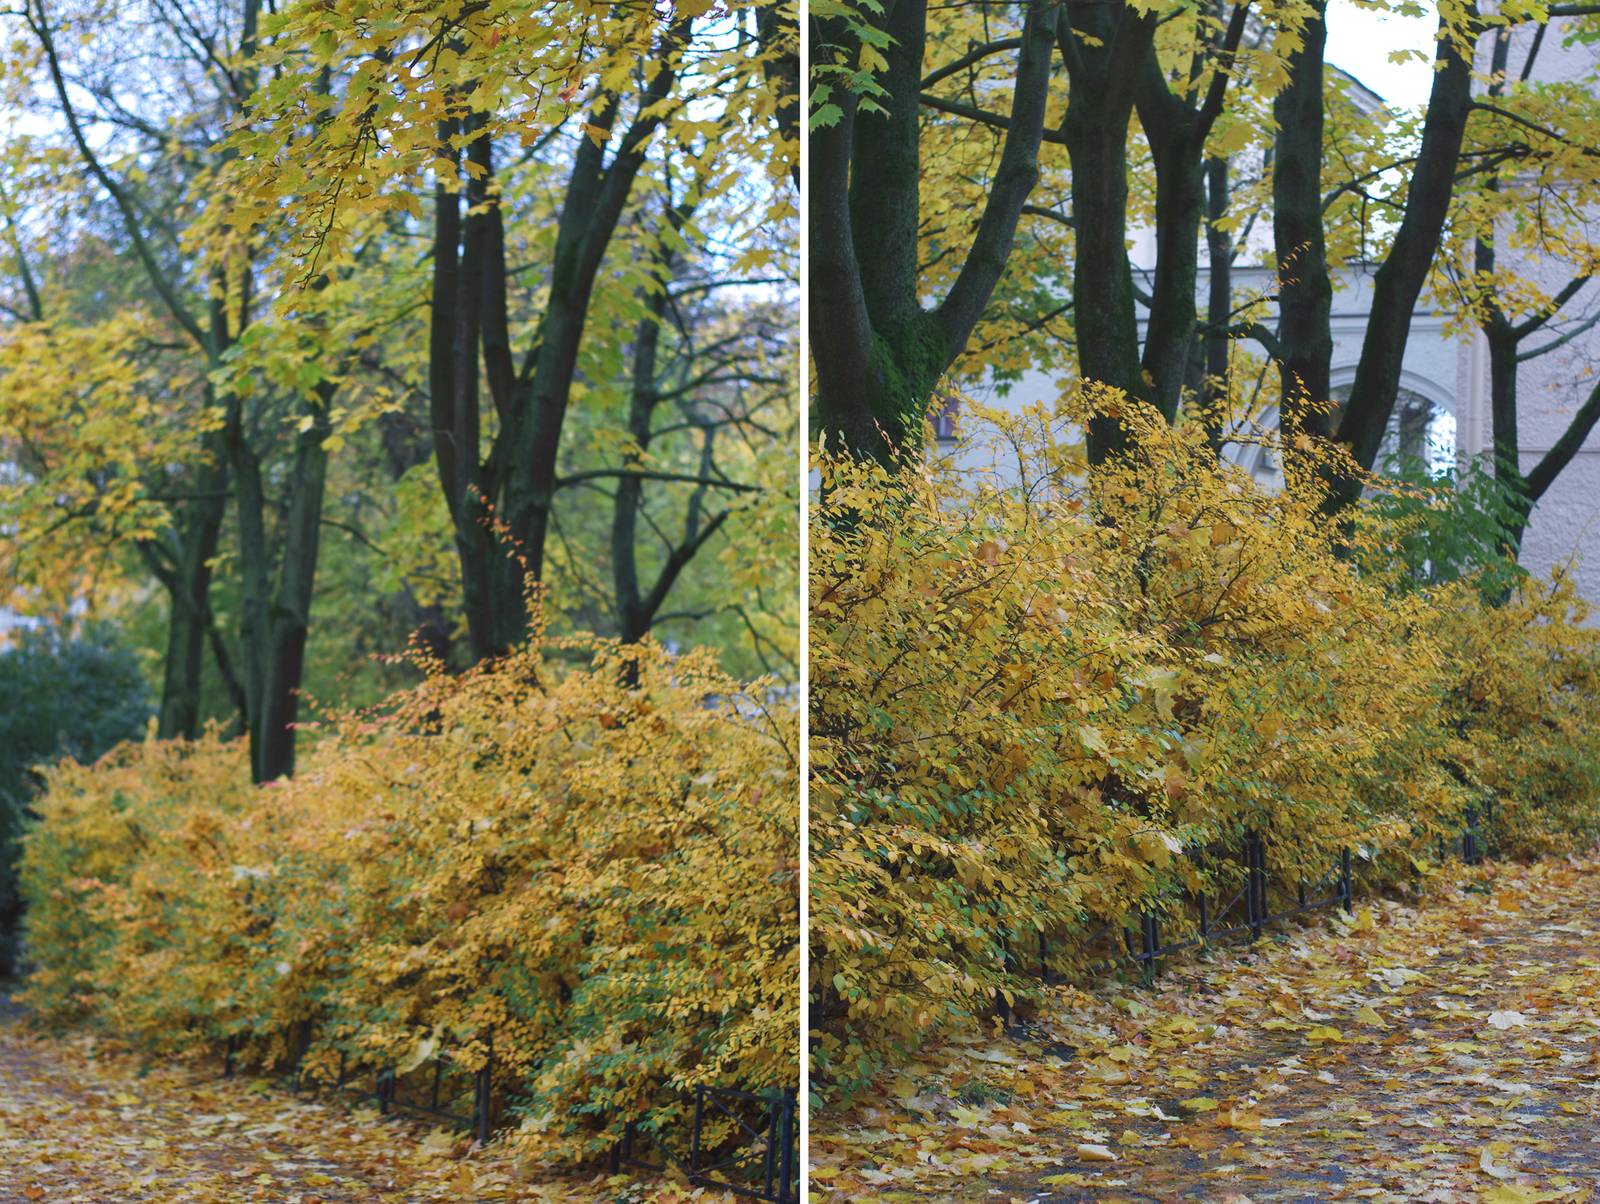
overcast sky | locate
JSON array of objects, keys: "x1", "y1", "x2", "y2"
[{"x1": 1325, "y1": 0, "x2": 1441, "y2": 114}]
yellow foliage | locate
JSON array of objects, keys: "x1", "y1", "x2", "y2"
[
  {"x1": 809, "y1": 386, "x2": 1600, "y2": 1098},
  {"x1": 20, "y1": 623, "x2": 798, "y2": 1164}
]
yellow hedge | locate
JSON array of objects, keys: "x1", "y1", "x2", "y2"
[
  {"x1": 21, "y1": 629, "x2": 799, "y2": 1168},
  {"x1": 809, "y1": 389, "x2": 1600, "y2": 1097}
]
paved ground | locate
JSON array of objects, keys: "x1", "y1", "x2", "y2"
[
  {"x1": 0, "y1": 994, "x2": 627, "y2": 1203},
  {"x1": 812, "y1": 856, "x2": 1600, "y2": 1203}
]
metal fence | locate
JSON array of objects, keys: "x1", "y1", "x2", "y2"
[
  {"x1": 222, "y1": 1021, "x2": 797, "y2": 1201},
  {"x1": 610, "y1": 1085, "x2": 800, "y2": 1204},
  {"x1": 999, "y1": 803, "x2": 1496, "y2": 1017},
  {"x1": 225, "y1": 1021, "x2": 493, "y2": 1141}
]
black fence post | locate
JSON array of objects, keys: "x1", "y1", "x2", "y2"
[
  {"x1": 1198, "y1": 889, "x2": 1209, "y2": 944},
  {"x1": 779, "y1": 1092, "x2": 796, "y2": 1203},
  {"x1": 294, "y1": 1020, "x2": 311, "y2": 1091},
  {"x1": 762, "y1": 1088, "x2": 780, "y2": 1198},
  {"x1": 1247, "y1": 832, "x2": 1265, "y2": 942},
  {"x1": 1340, "y1": 846, "x2": 1352, "y2": 910},
  {"x1": 691, "y1": 1084, "x2": 705, "y2": 1177},
  {"x1": 224, "y1": 1034, "x2": 236, "y2": 1079},
  {"x1": 1464, "y1": 804, "x2": 1480, "y2": 865},
  {"x1": 475, "y1": 1035, "x2": 492, "y2": 1146}
]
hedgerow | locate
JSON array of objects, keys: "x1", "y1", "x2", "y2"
[
  {"x1": 19, "y1": 627, "x2": 799, "y2": 1170},
  {"x1": 809, "y1": 389, "x2": 1600, "y2": 1099}
]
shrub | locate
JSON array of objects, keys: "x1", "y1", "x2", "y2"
[
  {"x1": 20, "y1": 624, "x2": 798, "y2": 1168},
  {"x1": 0, "y1": 623, "x2": 153, "y2": 976},
  {"x1": 808, "y1": 388, "x2": 1600, "y2": 1100}
]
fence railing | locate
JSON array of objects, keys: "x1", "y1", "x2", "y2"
[
  {"x1": 225, "y1": 1021, "x2": 493, "y2": 1141},
  {"x1": 610, "y1": 1085, "x2": 800, "y2": 1204},
  {"x1": 222, "y1": 1021, "x2": 797, "y2": 1201},
  {"x1": 999, "y1": 803, "x2": 1496, "y2": 1019}
]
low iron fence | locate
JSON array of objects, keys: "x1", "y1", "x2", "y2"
[
  {"x1": 223, "y1": 1022, "x2": 798, "y2": 1201},
  {"x1": 999, "y1": 802, "x2": 1497, "y2": 1018},
  {"x1": 610, "y1": 1085, "x2": 800, "y2": 1204},
  {"x1": 225, "y1": 1021, "x2": 493, "y2": 1141}
]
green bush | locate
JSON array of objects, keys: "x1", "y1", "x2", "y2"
[{"x1": 0, "y1": 624, "x2": 153, "y2": 975}]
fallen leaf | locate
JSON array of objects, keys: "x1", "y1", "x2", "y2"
[{"x1": 1479, "y1": 1147, "x2": 1517, "y2": 1180}]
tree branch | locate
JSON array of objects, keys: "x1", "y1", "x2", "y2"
[
  {"x1": 918, "y1": 92, "x2": 1070, "y2": 145},
  {"x1": 1511, "y1": 272, "x2": 1593, "y2": 340},
  {"x1": 1021, "y1": 204, "x2": 1075, "y2": 227},
  {"x1": 29, "y1": 0, "x2": 206, "y2": 350},
  {"x1": 555, "y1": 469, "x2": 762, "y2": 492},
  {"x1": 921, "y1": 37, "x2": 1025, "y2": 89}
]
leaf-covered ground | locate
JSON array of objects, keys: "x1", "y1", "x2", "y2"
[
  {"x1": 811, "y1": 855, "x2": 1600, "y2": 1203},
  {"x1": 0, "y1": 1002, "x2": 731, "y2": 1204}
]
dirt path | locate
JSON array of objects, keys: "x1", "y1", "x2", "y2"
[
  {"x1": 0, "y1": 1002, "x2": 631, "y2": 1203},
  {"x1": 811, "y1": 856, "x2": 1600, "y2": 1204}
]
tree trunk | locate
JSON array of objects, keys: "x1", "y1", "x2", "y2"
[
  {"x1": 499, "y1": 27, "x2": 690, "y2": 637},
  {"x1": 1271, "y1": 0, "x2": 1334, "y2": 446},
  {"x1": 152, "y1": 460, "x2": 227, "y2": 739},
  {"x1": 1329, "y1": 10, "x2": 1477, "y2": 507},
  {"x1": 1059, "y1": 2, "x2": 1159, "y2": 463},
  {"x1": 451, "y1": 118, "x2": 503, "y2": 663},
  {"x1": 756, "y1": 2, "x2": 800, "y2": 190},
  {"x1": 1201, "y1": 154, "x2": 1233, "y2": 445},
  {"x1": 256, "y1": 391, "x2": 330, "y2": 781},
  {"x1": 1133, "y1": 1, "x2": 1251, "y2": 426},
  {"x1": 810, "y1": 0, "x2": 1056, "y2": 466}
]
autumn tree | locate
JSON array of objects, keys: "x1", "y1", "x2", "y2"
[
  {"x1": 809, "y1": 0, "x2": 1057, "y2": 465},
  {"x1": 221, "y1": 0, "x2": 798, "y2": 664},
  {"x1": 1, "y1": 0, "x2": 798, "y2": 781},
  {"x1": 0, "y1": 0, "x2": 365, "y2": 780},
  {"x1": 1432, "y1": 15, "x2": 1600, "y2": 553}
]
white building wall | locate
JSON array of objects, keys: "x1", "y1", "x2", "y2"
[{"x1": 1460, "y1": 17, "x2": 1600, "y2": 606}]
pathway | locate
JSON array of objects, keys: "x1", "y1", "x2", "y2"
[
  {"x1": 0, "y1": 998, "x2": 646, "y2": 1203},
  {"x1": 810, "y1": 854, "x2": 1600, "y2": 1203}
]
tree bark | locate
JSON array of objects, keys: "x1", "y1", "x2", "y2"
[
  {"x1": 256, "y1": 390, "x2": 330, "y2": 781},
  {"x1": 1330, "y1": 8, "x2": 1478, "y2": 507},
  {"x1": 1059, "y1": 1, "x2": 1159, "y2": 462},
  {"x1": 1134, "y1": 1, "x2": 1251, "y2": 426},
  {"x1": 810, "y1": 0, "x2": 1057, "y2": 466},
  {"x1": 1271, "y1": 0, "x2": 1334, "y2": 446}
]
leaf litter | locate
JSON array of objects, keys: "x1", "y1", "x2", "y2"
[
  {"x1": 0, "y1": 1004, "x2": 738, "y2": 1204},
  {"x1": 810, "y1": 855, "x2": 1600, "y2": 1203}
]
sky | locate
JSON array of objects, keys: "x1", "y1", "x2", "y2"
[{"x1": 1325, "y1": 0, "x2": 1442, "y2": 114}]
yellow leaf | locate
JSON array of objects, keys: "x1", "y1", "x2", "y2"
[{"x1": 1075, "y1": 1143, "x2": 1117, "y2": 1162}]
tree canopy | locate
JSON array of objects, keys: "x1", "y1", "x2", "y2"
[
  {"x1": 0, "y1": 0, "x2": 799, "y2": 779},
  {"x1": 810, "y1": 0, "x2": 1600, "y2": 544}
]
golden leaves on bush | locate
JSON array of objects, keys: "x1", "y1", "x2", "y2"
[{"x1": 21, "y1": 622, "x2": 798, "y2": 1167}]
